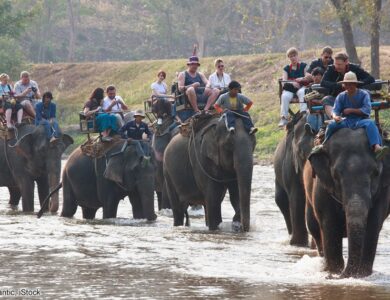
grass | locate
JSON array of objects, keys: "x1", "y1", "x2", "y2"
[{"x1": 30, "y1": 46, "x2": 390, "y2": 160}]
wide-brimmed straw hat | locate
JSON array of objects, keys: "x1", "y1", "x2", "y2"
[
  {"x1": 134, "y1": 109, "x2": 145, "y2": 118},
  {"x1": 339, "y1": 71, "x2": 363, "y2": 84},
  {"x1": 186, "y1": 56, "x2": 200, "y2": 66}
]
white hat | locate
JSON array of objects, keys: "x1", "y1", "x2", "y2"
[
  {"x1": 339, "y1": 71, "x2": 363, "y2": 84},
  {"x1": 134, "y1": 109, "x2": 145, "y2": 118}
]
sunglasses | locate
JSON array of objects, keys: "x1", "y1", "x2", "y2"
[
  {"x1": 323, "y1": 56, "x2": 332, "y2": 59},
  {"x1": 217, "y1": 65, "x2": 224, "y2": 69}
]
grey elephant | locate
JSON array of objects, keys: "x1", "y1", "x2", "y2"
[
  {"x1": 0, "y1": 124, "x2": 73, "y2": 212},
  {"x1": 164, "y1": 115, "x2": 256, "y2": 231},
  {"x1": 303, "y1": 128, "x2": 390, "y2": 278},
  {"x1": 61, "y1": 140, "x2": 157, "y2": 220},
  {"x1": 274, "y1": 113, "x2": 314, "y2": 246}
]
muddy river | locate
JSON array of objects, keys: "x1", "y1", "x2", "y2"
[{"x1": 0, "y1": 164, "x2": 390, "y2": 299}]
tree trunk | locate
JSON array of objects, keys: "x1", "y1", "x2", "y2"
[
  {"x1": 370, "y1": 0, "x2": 382, "y2": 78},
  {"x1": 67, "y1": 0, "x2": 76, "y2": 62},
  {"x1": 330, "y1": 0, "x2": 360, "y2": 64}
]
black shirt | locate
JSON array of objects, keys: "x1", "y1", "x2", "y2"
[
  {"x1": 307, "y1": 58, "x2": 334, "y2": 74},
  {"x1": 320, "y1": 63, "x2": 375, "y2": 97}
]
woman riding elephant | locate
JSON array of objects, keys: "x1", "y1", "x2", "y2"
[
  {"x1": 0, "y1": 124, "x2": 73, "y2": 212},
  {"x1": 304, "y1": 129, "x2": 390, "y2": 278},
  {"x1": 61, "y1": 139, "x2": 156, "y2": 220},
  {"x1": 164, "y1": 113, "x2": 256, "y2": 231},
  {"x1": 274, "y1": 112, "x2": 314, "y2": 246}
]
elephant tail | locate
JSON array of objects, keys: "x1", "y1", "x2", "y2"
[{"x1": 37, "y1": 182, "x2": 63, "y2": 219}]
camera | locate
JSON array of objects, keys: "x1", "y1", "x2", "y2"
[{"x1": 31, "y1": 86, "x2": 37, "y2": 93}]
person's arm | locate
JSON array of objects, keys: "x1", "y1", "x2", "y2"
[
  {"x1": 118, "y1": 97, "x2": 128, "y2": 110},
  {"x1": 214, "y1": 94, "x2": 224, "y2": 113},
  {"x1": 118, "y1": 123, "x2": 128, "y2": 138},
  {"x1": 34, "y1": 84, "x2": 41, "y2": 99},
  {"x1": 145, "y1": 123, "x2": 152, "y2": 139},
  {"x1": 178, "y1": 72, "x2": 186, "y2": 91},
  {"x1": 207, "y1": 74, "x2": 213, "y2": 88},
  {"x1": 321, "y1": 66, "x2": 341, "y2": 91},
  {"x1": 241, "y1": 95, "x2": 253, "y2": 112},
  {"x1": 51, "y1": 103, "x2": 56, "y2": 120},
  {"x1": 332, "y1": 95, "x2": 343, "y2": 121},
  {"x1": 35, "y1": 103, "x2": 42, "y2": 124}
]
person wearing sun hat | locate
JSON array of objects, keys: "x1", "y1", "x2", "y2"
[
  {"x1": 119, "y1": 109, "x2": 152, "y2": 158},
  {"x1": 312, "y1": 71, "x2": 388, "y2": 159},
  {"x1": 177, "y1": 55, "x2": 220, "y2": 113}
]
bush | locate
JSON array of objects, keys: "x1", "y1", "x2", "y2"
[{"x1": 0, "y1": 36, "x2": 26, "y2": 79}]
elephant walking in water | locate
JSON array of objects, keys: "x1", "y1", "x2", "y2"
[
  {"x1": 304, "y1": 128, "x2": 390, "y2": 278},
  {"x1": 164, "y1": 115, "x2": 256, "y2": 231},
  {"x1": 0, "y1": 124, "x2": 73, "y2": 212},
  {"x1": 274, "y1": 113, "x2": 314, "y2": 246},
  {"x1": 61, "y1": 140, "x2": 157, "y2": 220}
]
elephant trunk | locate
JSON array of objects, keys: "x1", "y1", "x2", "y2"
[
  {"x1": 343, "y1": 191, "x2": 369, "y2": 277},
  {"x1": 139, "y1": 172, "x2": 157, "y2": 221},
  {"x1": 234, "y1": 136, "x2": 253, "y2": 232}
]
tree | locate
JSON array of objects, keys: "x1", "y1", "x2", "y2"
[
  {"x1": 67, "y1": 0, "x2": 76, "y2": 62},
  {"x1": 329, "y1": 0, "x2": 360, "y2": 64}
]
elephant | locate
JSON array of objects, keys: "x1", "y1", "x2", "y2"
[
  {"x1": 0, "y1": 124, "x2": 73, "y2": 212},
  {"x1": 61, "y1": 139, "x2": 157, "y2": 220},
  {"x1": 152, "y1": 116, "x2": 178, "y2": 210},
  {"x1": 303, "y1": 128, "x2": 390, "y2": 278},
  {"x1": 273, "y1": 112, "x2": 314, "y2": 246},
  {"x1": 163, "y1": 114, "x2": 256, "y2": 231}
]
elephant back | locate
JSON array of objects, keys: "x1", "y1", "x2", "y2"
[{"x1": 80, "y1": 136, "x2": 124, "y2": 158}]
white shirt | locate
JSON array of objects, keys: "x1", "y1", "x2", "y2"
[
  {"x1": 102, "y1": 95, "x2": 124, "y2": 113},
  {"x1": 208, "y1": 72, "x2": 231, "y2": 89},
  {"x1": 151, "y1": 81, "x2": 167, "y2": 95},
  {"x1": 14, "y1": 80, "x2": 39, "y2": 100}
]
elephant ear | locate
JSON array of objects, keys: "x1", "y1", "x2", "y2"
[
  {"x1": 61, "y1": 134, "x2": 74, "y2": 149},
  {"x1": 308, "y1": 148, "x2": 334, "y2": 192},
  {"x1": 104, "y1": 154, "x2": 125, "y2": 184},
  {"x1": 14, "y1": 133, "x2": 33, "y2": 160},
  {"x1": 200, "y1": 127, "x2": 219, "y2": 165}
]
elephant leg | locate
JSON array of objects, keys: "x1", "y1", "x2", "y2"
[
  {"x1": 82, "y1": 207, "x2": 97, "y2": 219},
  {"x1": 288, "y1": 184, "x2": 308, "y2": 247},
  {"x1": 359, "y1": 200, "x2": 388, "y2": 277},
  {"x1": 315, "y1": 187, "x2": 344, "y2": 274},
  {"x1": 161, "y1": 181, "x2": 171, "y2": 210},
  {"x1": 18, "y1": 178, "x2": 35, "y2": 212},
  {"x1": 8, "y1": 186, "x2": 21, "y2": 209},
  {"x1": 275, "y1": 180, "x2": 292, "y2": 235},
  {"x1": 102, "y1": 196, "x2": 120, "y2": 219},
  {"x1": 61, "y1": 175, "x2": 78, "y2": 218},
  {"x1": 36, "y1": 176, "x2": 50, "y2": 212},
  {"x1": 306, "y1": 200, "x2": 323, "y2": 256},
  {"x1": 205, "y1": 183, "x2": 225, "y2": 231},
  {"x1": 227, "y1": 182, "x2": 240, "y2": 223},
  {"x1": 165, "y1": 173, "x2": 185, "y2": 226},
  {"x1": 156, "y1": 191, "x2": 162, "y2": 211},
  {"x1": 129, "y1": 190, "x2": 144, "y2": 219}
]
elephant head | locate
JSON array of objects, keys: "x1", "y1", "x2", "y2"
[
  {"x1": 292, "y1": 114, "x2": 314, "y2": 174},
  {"x1": 15, "y1": 125, "x2": 73, "y2": 212},
  {"x1": 308, "y1": 128, "x2": 384, "y2": 277},
  {"x1": 199, "y1": 117, "x2": 256, "y2": 231},
  {"x1": 103, "y1": 141, "x2": 156, "y2": 220}
]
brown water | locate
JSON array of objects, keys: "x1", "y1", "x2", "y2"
[{"x1": 0, "y1": 164, "x2": 390, "y2": 299}]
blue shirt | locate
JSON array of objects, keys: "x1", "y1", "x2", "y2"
[
  {"x1": 119, "y1": 120, "x2": 152, "y2": 140},
  {"x1": 333, "y1": 89, "x2": 371, "y2": 121},
  {"x1": 35, "y1": 102, "x2": 56, "y2": 124}
]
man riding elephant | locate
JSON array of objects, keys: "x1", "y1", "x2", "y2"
[{"x1": 178, "y1": 56, "x2": 220, "y2": 113}]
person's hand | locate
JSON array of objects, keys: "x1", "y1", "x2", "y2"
[
  {"x1": 333, "y1": 115, "x2": 342, "y2": 122},
  {"x1": 24, "y1": 87, "x2": 32, "y2": 95},
  {"x1": 192, "y1": 82, "x2": 200, "y2": 88},
  {"x1": 343, "y1": 108, "x2": 353, "y2": 115}
]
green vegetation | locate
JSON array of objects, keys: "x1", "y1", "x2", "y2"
[{"x1": 30, "y1": 46, "x2": 390, "y2": 161}]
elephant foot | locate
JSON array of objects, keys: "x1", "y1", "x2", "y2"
[
  {"x1": 290, "y1": 236, "x2": 308, "y2": 247},
  {"x1": 146, "y1": 213, "x2": 157, "y2": 222},
  {"x1": 324, "y1": 262, "x2": 344, "y2": 275},
  {"x1": 49, "y1": 200, "x2": 59, "y2": 213},
  {"x1": 8, "y1": 204, "x2": 18, "y2": 211},
  {"x1": 232, "y1": 221, "x2": 241, "y2": 232},
  {"x1": 340, "y1": 264, "x2": 362, "y2": 279}
]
